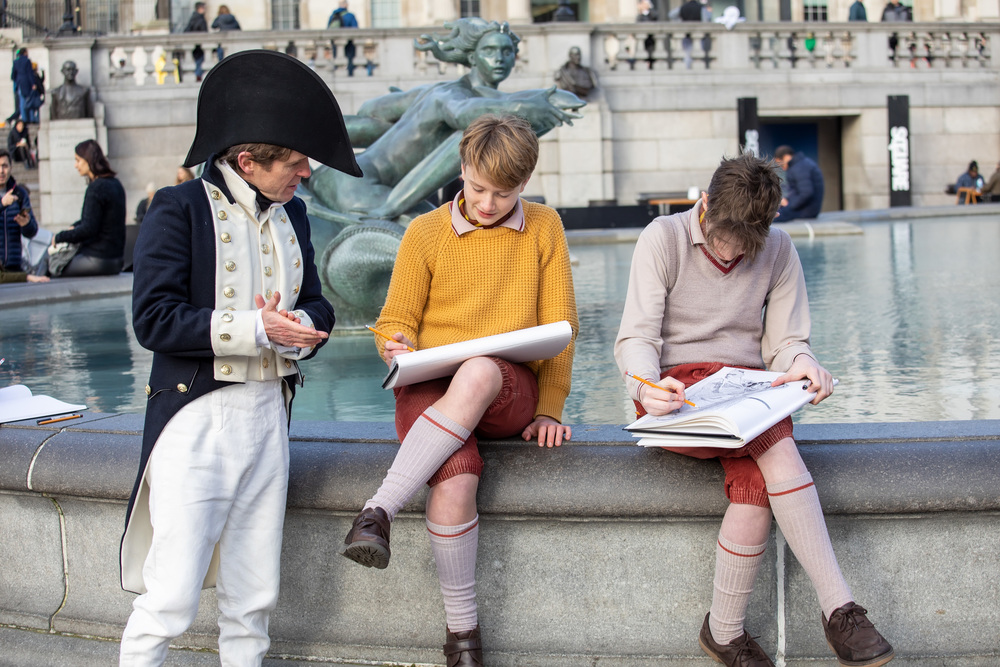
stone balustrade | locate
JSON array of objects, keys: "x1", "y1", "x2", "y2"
[
  {"x1": 49, "y1": 21, "x2": 996, "y2": 91},
  {"x1": 2, "y1": 414, "x2": 999, "y2": 664}
]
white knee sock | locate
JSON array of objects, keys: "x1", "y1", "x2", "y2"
[
  {"x1": 709, "y1": 534, "x2": 767, "y2": 645},
  {"x1": 427, "y1": 515, "x2": 479, "y2": 633},
  {"x1": 365, "y1": 407, "x2": 471, "y2": 520},
  {"x1": 767, "y1": 472, "x2": 853, "y2": 618}
]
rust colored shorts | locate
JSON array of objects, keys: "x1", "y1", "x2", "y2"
[
  {"x1": 393, "y1": 356, "x2": 539, "y2": 487},
  {"x1": 633, "y1": 362, "x2": 794, "y2": 508}
]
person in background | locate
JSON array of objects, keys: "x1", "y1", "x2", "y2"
[
  {"x1": 52, "y1": 140, "x2": 126, "y2": 277},
  {"x1": 0, "y1": 149, "x2": 46, "y2": 282},
  {"x1": 10, "y1": 47, "x2": 35, "y2": 124},
  {"x1": 615, "y1": 152, "x2": 894, "y2": 667},
  {"x1": 849, "y1": 0, "x2": 868, "y2": 20},
  {"x1": 183, "y1": 2, "x2": 208, "y2": 81},
  {"x1": 774, "y1": 145, "x2": 824, "y2": 221},
  {"x1": 175, "y1": 165, "x2": 195, "y2": 184},
  {"x1": 327, "y1": 0, "x2": 359, "y2": 76},
  {"x1": 880, "y1": 0, "x2": 912, "y2": 55},
  {"x1": 25, "y1": 62, "x2": 44, "y2": 123},
  {"x1": 7, "y1": 119, "x2": 34, "y2": 168},
  {"x1": 636, "y1": 0, "x2": 658, "y2": 20},
  {"x1": 134, "y1": 182, "x2": 156, "y2": 224},
  {"x1": 955, "y1": 160, "x2": 984, "y2": 204},
  {"x1": 339, "y1": 114, "x2": 578, "y2": 667},
  {"x1": 981, "y1": 161, "x2": 1000, "y2": 201},
  {"x1": 212, "y1": 5, "x2": 241, "y2": 60}
]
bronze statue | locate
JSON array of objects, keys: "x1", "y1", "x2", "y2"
[
  {"x1": 49, "y1": 61, "x2": 93, "y2": 120},
  {"x1": 303, "y1": 18, "x2": 585, "y2": 321},
  {"x1": 555, "y1": 46, "x2": 598, "y2": 98}
]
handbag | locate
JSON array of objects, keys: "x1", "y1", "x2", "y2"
[
  {"x1": 21, "y1": 227, "x2": 52, "y2": 271},
  {"x1": 47, "y1": 241, "x2": 80, "y2": 276}
]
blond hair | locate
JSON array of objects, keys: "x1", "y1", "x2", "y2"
[{"x1": 459, "y1": 114, "x2": 538, "y2": 189}]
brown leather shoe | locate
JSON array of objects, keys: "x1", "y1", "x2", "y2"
[
  {"x1": 698, "y1": 613, "x2": 774, "y2": 667},
  {"x1": 443, "y1": 625, "x2": 483, "y2": 667},
  {"x1": 823, "y1": 602, "x2": 894, "y2": 667},
  {"x1": 340, "y1": 507, "x2": 391, "y2": 569}
]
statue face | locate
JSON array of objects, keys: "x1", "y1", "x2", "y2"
[
  {"x1": 62, "y1": 63, "x2": 78, "y2": 81},
  {"x1": 569, "y1": 48, "x2": 582, "y2": 65},
  {"x1": 471, "y1": 32, "x2": 516, "y2": 87}
]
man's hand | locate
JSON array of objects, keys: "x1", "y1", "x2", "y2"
[
  {"x1": 381, "y1": 332, "x2": 415, "y2": 366},
  {"x1": 255, "y1": 291, "x2": 328, "y2": 348},
  {"x1": 1, "y1": 188, "x2": 17, "y2": 207},
  {"x1": 14, "y1": 209, "x2": 30, "y2": 227},
  {"x1": 781, "y1": 197, "x2": 789, "y2": 207},
  {"x1": 638, "y1": 375, "x2": 689, "y2": 416},
  {"x1": 771, "y1": 355, "x2": 834, "y2": 405},
  {"x1": 522, "y1": 415, "x2": 571, "y2": 448}
]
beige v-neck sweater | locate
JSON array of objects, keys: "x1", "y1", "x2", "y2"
[{"x1": 614, "y1": 201, "x2": 815, "y2": 402}]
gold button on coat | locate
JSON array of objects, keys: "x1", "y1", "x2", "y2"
[
  {"x1": 289, "y1": 235, "x2": 296, "y2": 244},
  {"x1": 144, "y1": 385, "x2": 151, "y2": 395},
  {"x1": 220, "y1": 232, "x2": 231, "y2": 243},
  {"x1": 220, "y1": 364, "x2": 232, "y2": 375},
  {"x1": 265, "y1": 289, "x2": 273, "y2": 300},
  {"x1": 176, "y1": 383, "x2": 188, "y2": 393},
  {"x1": 262, "y1": 244, "x2": 271, "y2": 254},
  {"x1": 280, "y1": 215, "x2": 287, "y2": 223},
  {"x1": 264, "y1": 267, "x2": 272, "y2": 277},
  {"x1": 262, "y1": 358, "x2": 269, "y2": 368},
  {"x1": 284, "y1": 359, "x2": 292, "y2": 368},
  {"x1": 292, "y1": 285, "x2": 299, "y2": 294},
  {"x1": 225, "y1": 261, "x2": 236, "y2": 272},
  {"x1": 211, "y1": 190, "x2": 221, "y2": 200},
  {"x1": 218, "y1": 210, "x2": 228, "y2": 220},
  {"x1": 224, "y1": 287, "x2": 235, "y2": 298},
  {"x1": 220, "y1": 333, "x2": 231, "y2": 341},
  {"x1": 294, "y1": 259, "x2": 301, "y2": 268},
  {"x1": 221, "y1": 312, "x2": 233, "y2": 322}
]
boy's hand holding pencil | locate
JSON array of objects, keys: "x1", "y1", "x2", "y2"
[
  {"x1": 367, "y1": 325, "x2": 417, "y2": 365},
  {"x1": 627, "y1": 372, "x2": 696, "y2": 416}
]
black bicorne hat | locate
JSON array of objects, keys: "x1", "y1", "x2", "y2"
[{"x1": 183, "y1": 50, "x2": 362, "y2": 176}]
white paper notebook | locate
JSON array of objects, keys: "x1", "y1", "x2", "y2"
[
  {"x1": 382, "y1": 321, "x2": 574, "y2": 390},
  {"x1": 0, "y1": 385, "x2": 87, "y2": 424}
]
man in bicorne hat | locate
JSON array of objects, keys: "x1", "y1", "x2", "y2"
[{"x1": 119, "y1": 50, "x2": 361, "y2": 665}]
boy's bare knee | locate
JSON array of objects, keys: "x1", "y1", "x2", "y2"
[{"x1": 449, "y1": 357, "x2": 503, "y2": 397}]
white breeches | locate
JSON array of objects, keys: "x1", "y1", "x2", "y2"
[{"x1": 120, "y1": 380, "x2": 289, "y2": 667}]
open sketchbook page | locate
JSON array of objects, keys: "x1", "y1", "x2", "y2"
[
  {"x1": 0, "y1": 385, "x2": 88, "y2": 424},
  {"x1": 626, "y1": 367, "x2": 829, "y2": 447},
  {"x1": 382, "y1": 321, "x2": 573, "y2": 390}
]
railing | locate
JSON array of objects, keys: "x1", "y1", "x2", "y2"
[{"x1": 46, "y1": 22, "x2": 998, "y2": 90}]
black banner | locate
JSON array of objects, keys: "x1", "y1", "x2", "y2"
[
  {"x1": 737, "y1": 98, "x2": 760, "y2": 158},
  {"x1": 887, "y1": 95, "x2": 911, "y2": 207}
]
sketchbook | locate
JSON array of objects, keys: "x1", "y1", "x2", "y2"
[
  {"x1": 624, "y1": 367, "x2": 832, "y2": 448},
  {"x1": 381, "y1": 321, "x2": 573, "y2": 390},
  {"x1": 0, "y1": 384, "x2": 87, "y2": 424}
]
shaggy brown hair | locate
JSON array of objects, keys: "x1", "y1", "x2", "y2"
[
  {"x1": 220, "y1": 143, "x2": 293, "y2": 172},
  {"x1": 703, "y1": 153, "x2": 783, "y2": 263},
  {"x1": 459, "y1": 114, "x2": 538, "y2": 189}
]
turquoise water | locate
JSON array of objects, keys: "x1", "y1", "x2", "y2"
[{"x1": 3, "y1": 217, "x2": 999, "y2": 424}]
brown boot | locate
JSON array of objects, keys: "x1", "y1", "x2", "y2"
[
  {"x1": 698, "y1": 613, "x2": 774, "y2": 667},
  {"x1": 823, "y1": 602, "x2": 894, "y2": 667},
  {"x1": 340, "y1": 507, "x2": 391, "y2": 569},
  {"x1": 443, "y1": 625, "x2": 483, "y2": 667}
]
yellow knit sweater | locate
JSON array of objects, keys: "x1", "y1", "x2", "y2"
[{"x1": 375, "y1": 200, "x2": 579, "y2": 422}]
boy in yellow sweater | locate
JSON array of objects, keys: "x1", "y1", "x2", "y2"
[{"x1": 340, "y1": 114, "x2": 578, "y2": 665}]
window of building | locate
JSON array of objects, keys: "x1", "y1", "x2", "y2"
[
  {"x1": 803, "y1": 0, "x2": 827, "y2": 21},
  {"x1": 371, "y1": 0, "x2": 400, "y2": 27},
  {"x1": 460, "y1": 0, "x2": 481, "y2": 17},
  {"x1": 272, "y1": 0, "x2": 300, "y2": 29},
  {"x1": 531, "y1": 0, "x2": 587, "y2": 22}
]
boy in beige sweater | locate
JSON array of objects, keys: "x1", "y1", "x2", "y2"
[{"x1": 615, "y1": 153, "x2": 893, "y2": 667}]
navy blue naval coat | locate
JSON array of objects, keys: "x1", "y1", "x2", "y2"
[{"x1": 123, "y1": 158, "x2": 335, "y2": 588}]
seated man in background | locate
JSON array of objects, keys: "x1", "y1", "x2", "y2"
[
  {"x1": 981, "y1": 161, "x2": 1000, "y2": 202},
  {"x1": 774, "y1": 145, "x2": 824, "y2": 221},
  {"x1": 955, "y1": 160, "x2": 985, "y2": 203}
]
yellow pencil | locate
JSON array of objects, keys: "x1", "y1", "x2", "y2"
[
  {"x1": 627, "y1": 373, "x2": 696, "y2": 407},
  {"x1": 366, "y1": 325, "x2": 415, "y2": 352}
]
